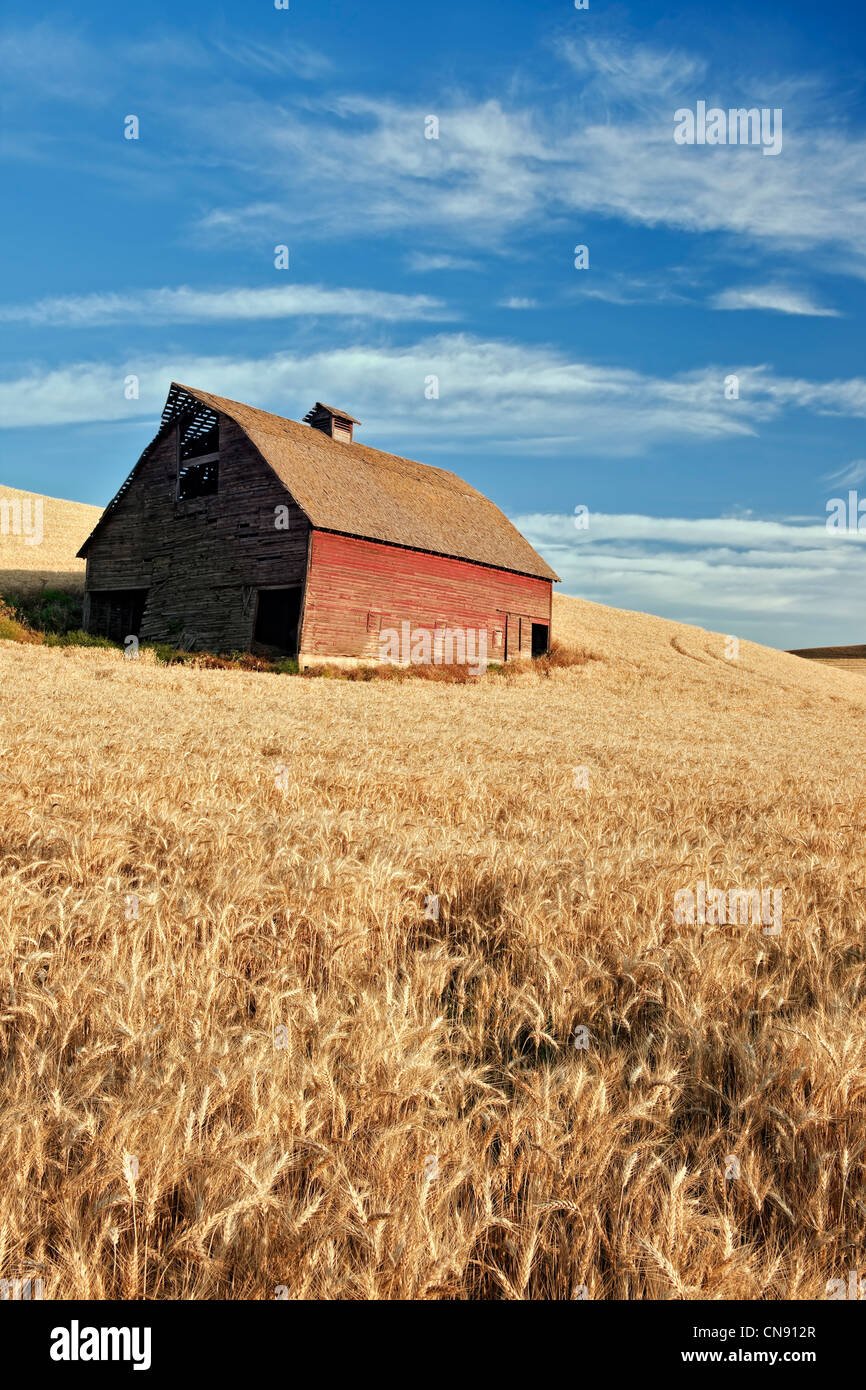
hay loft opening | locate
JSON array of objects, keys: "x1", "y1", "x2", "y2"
[{"x1": 177, "y1": 408, "x2": 220, "y2": 501}]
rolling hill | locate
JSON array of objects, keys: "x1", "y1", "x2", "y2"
[{"x1": 0, "y1": 485, "x2": 101, "y2": 598}]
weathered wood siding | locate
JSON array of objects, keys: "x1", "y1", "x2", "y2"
[
  {"x1": 300, "y1": 529, "x2": 552, "y2": 664},
  {"x1": 84, "y1": 416, "x2": 310, "y2": 651}
]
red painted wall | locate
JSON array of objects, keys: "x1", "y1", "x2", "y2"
[{"x1": 300, "y1": 530, "x2": 553, "y2": 663}]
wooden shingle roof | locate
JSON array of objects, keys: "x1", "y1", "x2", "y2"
[
  {"x1": 80, "y1": 382, "x2": 560, "y2": 582},
  {"x1": 303, "y1": 402, "x2": 362, "y2": 425}
]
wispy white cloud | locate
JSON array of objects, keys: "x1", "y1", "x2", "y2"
[
  {"x1": 0, "y1": 23, "x2": 105, "y2": 104},
  {"x1": 712, "y1": 285, "x2": 840, "y2": 316},
  {"x1": 185, "y1": 48, "x2": 866, "y2": 283},
  {"x1": 0, "y1": 284, "x2": 449, "y2": 327},
  {"x1": 405, "y1": 252, "x2": 481, "y2": 272},
  {"x1": 211, "y1": 36, "x2": 333, "y2": 80},
  {"x1": 0, "y1": 21, "x2": 332, "y2": 98},
  {"x1": 823, "y1": 459, "x2": 866, "y2": 487},
  {"x1": 558, "y1": 37, "x2": 708, "y2": 105},
  {"x1": 5, "y1": 22, "x2": 865, "y2": 291},
  {"x1": 573, "y1": 274, "x2": 694, "y2": 307},
  {"x1": 516, "y1": 509, "x2": 866, "y2": 647},
  {"x1": 499, "y1": 297, "x2": 537, "y2": 309},
  {"x1": 195, "y1": 203, "x2": 287, "y2": 238},
  {"x1": 2, "y1": 338, "x2": 865, "y2": 450}
]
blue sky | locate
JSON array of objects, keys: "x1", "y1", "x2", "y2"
[{"x1": 2, "y1": 0, "x2": 866, "y2": 647}]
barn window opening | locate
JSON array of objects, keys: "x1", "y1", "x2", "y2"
[
  {"x1": 531, "y1": 623, "x2": 549, "y2": 658},
  {"x1": 177, "y1": 409, "x2": 219, "y2": 500},
  {"x1": 87, "y1": 589, "x2": 148, "y2": 645},
  {"x1": 253, "y1": 587, "x2": 303, "y2": 655}
]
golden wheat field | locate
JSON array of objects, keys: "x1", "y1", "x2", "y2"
[
  {"x1": 0, "y1": 486, "x2": 101, "y2": 599},
  {"x1": 1, "y1": 591, "x2": 865, "y2": 1300}
]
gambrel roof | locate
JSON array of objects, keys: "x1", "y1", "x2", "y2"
[{"x1": 79, "y1": 382, "x2": 560, "y2": 582}]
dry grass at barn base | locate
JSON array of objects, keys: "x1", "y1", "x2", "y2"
[
  {"x1": 299, "y1": 638, "x2": 599, "y2": 682},
  {"x1": 1, "y1": 591, "x2": 865, "y2": 1300},
  {"x1": 0, "y1": 594, "x2": 596, "y2": 680},
  {"x1": 0, "y1": 598, "x2": 40, "y2": 645}
]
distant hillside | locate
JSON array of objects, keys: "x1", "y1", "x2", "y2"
[
  {"x1": 552, "y1": 591, "x2": 866, "y2": 694},
  {"x1": 787, "y1": 643, "x2": 866, "y2": 678},
  {"x1": 0, "y1": 485, "x2": 102, "y2": 597}
]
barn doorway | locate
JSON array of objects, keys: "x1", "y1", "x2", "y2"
[
  {"x1": 87, "y1": 589, "x2": 148, "y2": 645},
  {"x1": 531, "y1": 623, "x2": 549, "y2": 658},
  {"x1": 253, "y1": 587, "x2": 303, "y2": 656}
]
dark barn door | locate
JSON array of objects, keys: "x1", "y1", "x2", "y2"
[
  {"x1": 253, "y1": 587, "x2": 303, "y2": 656},
  {"x1": 87, "y1": 589, "x2": 148, "y2": 644},
  {"x1": 531, "y1": 623, "x2": 549, "y2": 658}
]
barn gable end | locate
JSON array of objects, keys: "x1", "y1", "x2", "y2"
[{"x1": 81, "y1": 404, "x2": 310, "y2": 653}]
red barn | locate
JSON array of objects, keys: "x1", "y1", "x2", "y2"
[{"x1": 78, "y1": 382, "x2": 559, "y2": 669}]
